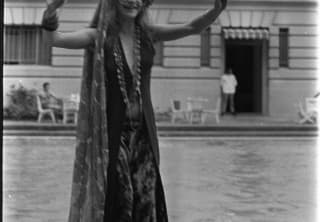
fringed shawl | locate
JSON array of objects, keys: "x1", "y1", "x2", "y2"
[{"x1": 68, "y1": 1, "x2": 111, "y2": 221}]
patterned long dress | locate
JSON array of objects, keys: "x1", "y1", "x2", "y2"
[{"x1": 103, "y1": 30, "x2": 165, "y2": 222}]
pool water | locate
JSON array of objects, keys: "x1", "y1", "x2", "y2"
[{"x1": 3, "y1": 137, "x2": 317, "y2": 222}]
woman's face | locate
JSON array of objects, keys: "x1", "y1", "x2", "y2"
[{"x1": 118, "y1": 0, "x2": 143, "y2": 19}]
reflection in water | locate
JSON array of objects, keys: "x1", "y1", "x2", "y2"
[
  {"x1": 162, "y1": 139, "x2": 316, "y2": 222},
  {"x1": 4, "y1": 137, "x2": 316, "y2": 222},
  {"x1": 226, "y1": 147, "x2": 272, "y2": 218}
]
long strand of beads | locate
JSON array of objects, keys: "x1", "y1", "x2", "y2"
[
  {"x1": 134, "y1": 26, "x2": 143, "y2": 113},
  {"x1": 114, "y1": 24, "x2": 142, "y2": 129},
  {"x1": 114, "y1": 42, "x2": 130, "y2": 106}
]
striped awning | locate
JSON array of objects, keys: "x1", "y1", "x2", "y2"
[
  {"x1": 5, "y1": 7, "x2": 45, "y2": 25},
  {"x1": 223, "y1": 28, "x2": 269, "y2": 40}
]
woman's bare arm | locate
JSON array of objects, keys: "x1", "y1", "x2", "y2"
[
  {"x1": 149, "y1": 0, "x2": 226, "y2": 42},
  {"x1": 42, "y1": 1, "x2": 97, "y2": 49},
  {"x1": 44, "y1": 28, "x2": 97, "y2": 49}
]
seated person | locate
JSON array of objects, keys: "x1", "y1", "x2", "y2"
[{"x1": 39, "y1": 82, "x2": 63, "y2": 117}]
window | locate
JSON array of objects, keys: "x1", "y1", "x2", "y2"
[
  {"x1": 153, "y1": 41, "x2": 163, "y2": 66},
  {"x1": 201, "y1": 28, "x2": 211, "y2": 67},
  {"x1": 279, "y1": 28, "x2": 289, "y2": 67},
  {"x1": 4, "y1": 25, "x2": 51, "y2": 65}
]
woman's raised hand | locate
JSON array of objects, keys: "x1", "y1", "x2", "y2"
[
  {"x1": 46, "y1": 0, "x2": 66, "y2": 11},
  {"x1": 42, "y1": 0, "x2": 66, "y2": 31},
  {"x1": 215, "y1": 0, "x2": 227, "y2": 11}
]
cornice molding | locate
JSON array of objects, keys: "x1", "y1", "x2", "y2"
[{"x1": 4, "y1": 0, "x2": 317, "y2": 8}]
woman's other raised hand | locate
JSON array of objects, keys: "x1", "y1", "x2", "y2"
[
  {"x1": 47, "y1": 0, "x2": 66, "y2": 11},
  {"x1": 215, "y1": 0, "x2": 227, "y2": 11},
  {"x1": 42, "y1": 0, "x2": 66, "y2": 31}
]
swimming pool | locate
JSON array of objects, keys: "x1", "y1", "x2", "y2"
[{"x1": 3, "y1": 137, "x2": 317, "y2": 222}]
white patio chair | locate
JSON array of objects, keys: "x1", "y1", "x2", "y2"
[
  {"x1": 296, "y1": 101, "x2": 316, "y2": 124},
  {"x1": 304, "y1": 97, "x2": 318, "y2": 123},
  {"x1": 201, "y1": 98, "x2": 221, "y2": 124},
  {"x1": 36, "y1": 95, "x2": 56, "y2": 123},
  {"x1": 305, "y1": 98, "x2": 319, "y2": 115},
  {"x1": 170, "y1": 99, "x2": 187, "y2": 123}
]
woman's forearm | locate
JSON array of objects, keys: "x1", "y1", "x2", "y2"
[
  {"x1": 42, "y1": 0, "x2": 97, "y2": 49},
  {"x1": 149, "y1": 0, "x2": 226, "y2": 42},
  {"x1": 188, "y1": 0, "x2": 226, "y2": 34},
  {"x1": 44, "y1": 28, "x2": 97, "y2": 49},
  {"x1": 187, "y1": 7, "x2": 222, "y2": 34}
]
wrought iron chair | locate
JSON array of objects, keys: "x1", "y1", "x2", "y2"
[
  {"x1": 186, "y1": 97, "x2": 207, "y2": 123},
  {"x1": 63, "y1": 94, "x2": 80, "y2": 124}
]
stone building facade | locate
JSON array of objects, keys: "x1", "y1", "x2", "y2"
[{"x1": 4, "y1": 0, "x2": 319, "y2": 119}]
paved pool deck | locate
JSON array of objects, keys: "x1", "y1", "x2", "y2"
[{"x1": 3, "y1": 114, "x2": 318, "y2": 137}]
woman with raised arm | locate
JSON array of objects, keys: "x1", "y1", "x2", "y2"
[{"x1": 42, "y1": 0, "x2": 227, "y2": 221}]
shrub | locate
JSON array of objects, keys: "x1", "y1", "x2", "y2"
[{"x1": 4, "y1": 84, "x2": 38, "y2": 120}]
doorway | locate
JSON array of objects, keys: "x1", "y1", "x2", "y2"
[{"x1": 225, "y1": 39, "x2": 264, "y2": 114}]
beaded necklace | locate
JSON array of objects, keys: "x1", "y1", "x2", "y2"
[{"x1": 113, "y1": 25, "x2": 142, "y2": 128}]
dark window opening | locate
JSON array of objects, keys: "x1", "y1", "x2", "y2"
[
  {"x1": 201, "y1": 28, "x2": 211, "y2": 66},
  {"x1": 153, "y1": 41, "x2": 163, "y2": 66},
  {"x1": 4, "y1": 25, "x2": 51, "y2": 65},
  {"x1": 279, "y1": 28, "x2": 289, "y2": 67}
]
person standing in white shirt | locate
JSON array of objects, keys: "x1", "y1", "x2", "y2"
[{"x1": 220, "y1": 68, "x2": 238, "y2": 115}]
